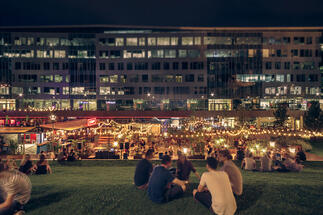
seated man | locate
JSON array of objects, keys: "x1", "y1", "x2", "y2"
[
  {"x1": 176, "y1": 154, "x2": 200, "y2": 182},
  {"x1": 134, "y1": 149, "x2": 154, "y2": 190},
  {"x1": 193, "y1": 157, "x2": 237, "y2": 215},
  {"x1": 218, "y1": 150, "x2": 243, "y2": 196},
  {"x1": 148, "y1": 155, "x2": 186, "y2": 203}
]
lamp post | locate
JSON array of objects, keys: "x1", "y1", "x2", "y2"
[{"x1": 49, "y1": 113, "x2": 56, "y2": 151}]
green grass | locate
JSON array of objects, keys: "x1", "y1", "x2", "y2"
[
  {"x1": 25, "y1": 161, "x2": 323, "y2": 215},
  {"x1": 309, "y1": 139, "x2": 323, "y2": 157}
]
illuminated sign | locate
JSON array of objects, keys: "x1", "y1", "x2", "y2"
[{"x1": 87, "y1": 118, "x2": 97, "y2": 126}]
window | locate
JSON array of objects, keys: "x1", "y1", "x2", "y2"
[
  {"x1": 127, "y1": 63, "x2": 133, "y2": 70},
  {"x1": 179, "y1": 50, "x2": 187, "y2": 58},
  {"x1": 46, "y1": 38, "x2": 59, "y2": 46},
  {"x1": 301, "y1": 62, "x2": 315, "y2": 70},
  {"x1": 165, "y1": 75, "x2": 174, "y2": 82},
  {"x1": 100, "y1": 75, "x2": 109, "y2": 83},
  {"x1": 306, "y1": 37, "x2": 312, "y2": 44},
  {"x1": 190, "y1": 62, "x2": 204, "y2": 70},
  {"x1": 53, "y1": 62, "x2": 59, "y2": 70},
  {"x1": 148, "y1": 37, "x2": 156, "y2": 46},
  {"x1": 0, "y1": 87, "x2": 9, "y2": 95},
  {"x1": 308, "y1": 74, "x2": 318, "y2": 82},
  {"x1": 44, "y1": 62, "x2": 50, "y2": 70},
  {"x1": 163, "y1": 62, "x2": 170, "y2": 70},
  {"x1": 276, "y1": 74, "x2": 284, "y2": 82},
  {"x1": 187, "y1": 50, "x2": 200, "y2": 58},
  {"x1": 182, "y1": 37, "x2": 194, "y2": 45},
  {"x1": 100, "y1": 87, "x2": 111, "y2": 95},
  {"x1": 175, "y1": 75, "x2": 183, "y2": 83},
  {"x1": 248, "y1": 49, "x2": 256, "y2": 57},
  {"x1": 265, "y1": 62, "x2": 272, "y2": 70},
  {"x1": 152, "y1": 75, "x2": 163, "y2": 82},
  {"x1": 148, "y1": 50, "x2": 164, "y2": 58},
  {"x1": 171, "y1": 37, "x2": 178, "y2": 45},
  {"x1": 15, "y1": 62, "x2": 21, "y2": 70},
  {"x1": 109, "y1": 63, "x2": 114, "y2": 70},
  {"x1": 290, "y1": 86, "x2": 301, "y2": 95},
  {"x1": 37, "y1": 50, "x2": 53, "y2": 58},
  {"x1": 110, "y1": 50, "x2": 121, "y2": 58},
  {"x1": 54, "y1": 50, "x2": 66, "y2": 58},
  {"x1": 99, "y1": 63, "x2": 106, "y2": 70},
  {"x1": 54, "y1": 75, "x2": 63, "y2": 82},
  {"x1": 110, "y1": 75, "x2": 118, "y2": 83},
  {"x1": 173, "y1": 62, "x2": 179, "y2": 70},
  {"x1": 275, "y1": 62, "x2": 281, "y2": 70},
  {"x1": 118, "y1": 62, "x2": 124, "y2": 70},
  {"x1": 291, "y1": 49, "x2": 298, "y2": 57},
  {"x1": 236, "y1": 37, "x2": 261, "y2": 45},
  {"x1": 284, "y1": 62, "x2": 290, "y2": 70},
  {"x1": 126, "y1": 38, "x2": 137, "y2": 46},
  {"x1": 116, "y1": 38, "x2": 124, "y2": 46},
  {"x1": 99, "y1": 51, "x2": 109, "y2": 59},
  {"x1": 134, "y1": 62, "x2": 148, "y2": 70},
  {"x1": 194, "y1": 37, "x2": 201, "y2": 45},
  {"x1": 294, "y1": 37, "x2": 305, "y2": 44},
  {"x1": 293, "y1": 62, "x2": 300, "y2": 70},
  {"x1": 282, "y1": 37, "x2": 290, "y2": 44},
  {"x1": 296, "y1": 74, "x2": 305, "y2": 82},
  {"x1": 185, "y1": 74, "x2": 194, "y2": 82},
  {"x1": 139, "y1": 37, "x2": 145, "y2": 46},
  {"x1": 182, "y1": 62, "x2": 188, "y2": 70},
  {"x1": 151, "y1": 62, "x2": 161, "y2": 70},
  {"x1": 265, "y1": 87, "x2": 276, "y2": 95},
  {"x1": 287, "y1": 74, "x2": 293, "y2": 82},
  {"x1": 262, "y1": 49, "x2": 269, "y2": 58},
  {"x1": 157, "y1": 37, "x2": 170, "y2": 46},
  {"x1": 142, "y1": 74, "x2": 148, "y2": 82},
  {"x1": 197, "y1": 74, "x2": 204, "y2": 82},
  {"x1": 164, "y1": 50, "x2": 176, "y2": 58}
]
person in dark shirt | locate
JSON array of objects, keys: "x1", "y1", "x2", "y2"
[
  {"x1": 176, "y1": 154, "x2": 200, "y2": 182},
  {"x1": 148, "y1": 155, "x2": 186, "y2": 203},
  {"x1": 19, "y1": 154, "x2": 33, "y2": 175},
  {"x1": 67, "y1": 149, "x2": 76, "y2": 161},
  {"x1": 134, "y1": 149, "x2": 154, "y2": 190}
]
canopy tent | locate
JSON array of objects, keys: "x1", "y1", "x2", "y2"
[
  {"x1": 0, "y1": 127, "x2": 35, "y2": 134},
  {"x1": 40, "y1": 119, "x2": 97, "y2": 131}
]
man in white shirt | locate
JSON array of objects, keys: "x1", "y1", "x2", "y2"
[
  {"x1": 241, "y1": 153, "x2": 256, "y2": 171},
  {"x1": 193, "y1": 157, "x2": 237, "y2": 215}
]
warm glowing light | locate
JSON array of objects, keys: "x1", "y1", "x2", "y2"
[
  {"x1": 269, "y1": 141, "x2": 275, "y2": 148},
  {"x1": 113, "y1": 141, "x2": 118, "y2": 147},
  {"x1": 289, "y1": 147, "x2": 296, "y2": 154},
  {"x1": 183, "y1": 148, "x2": 188, "y2": 154}
]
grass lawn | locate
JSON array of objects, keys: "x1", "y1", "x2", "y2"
[
  {"x1": 25, "y1": 161, "x2": 323, "y2": 215},
  {"x1": 309, "y1": 139, "x2": 323, "y2": 157}
]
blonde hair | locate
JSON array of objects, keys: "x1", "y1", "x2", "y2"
[{"x1": 0, "y1": 170, "x2": 32, "y2": 204}]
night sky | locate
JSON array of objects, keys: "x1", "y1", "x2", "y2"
[{"x1": 1, "y1": 0, "x2": 323, "y2": 27}]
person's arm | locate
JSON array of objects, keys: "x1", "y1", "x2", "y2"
[
  {"x1": 194, "y1": 171, "x2": 200, "y2": 180},
  {"x1": 47, "y1": 165, "x2": 52, "y2": 174},
  {"x1": 241, "y1": 159, "x2": 245, "y2": 169},
  {"x1": 0, "y1": 194, "x2": 14, "y2": 210},
  {"x1": 172, "y1": 178, "x2": 185, "y2": 187}
]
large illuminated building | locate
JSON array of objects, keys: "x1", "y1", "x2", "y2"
[{"x1": 0, "y1": 25, "x2": 322, "y2": 113}]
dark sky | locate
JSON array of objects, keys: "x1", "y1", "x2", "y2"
[{"x1": 1, "y1": 0, "x2": 323, "y2": 27}]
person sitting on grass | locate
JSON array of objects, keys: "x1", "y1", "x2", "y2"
[
  {"x1": 176, "y1": 154, "x2": 200, "y2": 183},
  {"x1": 283, "y1": 154, "x2": 304, "y2": 172},
  {"x1": 0, "y1": 170, "x2": 32, "y2": 215},
  {"x1": 67, "y1": 149, "x2": 76, "y2": 162},
  {"x1": 193, "y1": 157, "x2": 237, "y2": 215},
  {"x1": 218, "y1": 150, "x2": 243, "y2": 196},
  {"x1": 147, "y1": 155, "x2": 186, "y2": 203},
  {"x1": 241, "y1": 153, "x2": 256, "y2": 171},
  {"x1": 34, "y1": 154, "x2": 52, "y2": 175},
  {"x1": 19, "y1": 154, "x2": 33, "y2": 175},
  {"x1": 6, "y1": 159, "x2": 18, "y2": 171},
  {"x1": 134, "y1": 149, "x2": 154, "y2": 190},
  {"x1": 57, "y1": 148, "x2": 67, "y2": 164},
  {"x1": 260, "y1": 152, "x2": 272, "y2": 172}
]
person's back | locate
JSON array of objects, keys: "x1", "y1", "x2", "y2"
[
  {"x1": 242, "y1": 157, "x2": 256, "y2": 170},
  {"x1": 260, "y1": 155, "x2": 272, "y2": 172},
  {"x1": 19, "y1": 160, "x2": 33, "y2": 174},
  {"x1": 148, "y1": 165, "x2": 173, "y2": 203},
  {"x1": 177, "y1": 158, "x2": 197, "y2": 181},
  {"x1": 221, "y1": 160, "x2": 243, "y2": 195},
  {"x1": 202, "y1": 171, "x2": 236, "y2": 215},
  {"x1": 134, "y1": 159, "x2": 153, "y2": 187}
]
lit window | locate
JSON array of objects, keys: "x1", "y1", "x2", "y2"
[
  {"x1": 115, "y1": 38, "x2": 124, "y2": 46},
  {"x1": 139, "y1": 37, "x2": 145, "y2": 46},
  {"x1": 148, "y1": 37, "x2": 156, "y2": 46},
  {"x1": 182, "y1": 37, "x2": 194, "y2": 45},
  {"x1": 126, "y1": 38, "x2": 137, "y2": 46},
  {"x1": 171, "y1": 37, "x2": 178, "y2": 45},
  {"x1": 100, "y1": 87, "x2": 111, "y2": 95},
  {"x1": 194, "y1": 37, "x2": 201, "y2": 45},
  {"x1": 157, "y1": 37, "x2": 170, "y2": 46}
]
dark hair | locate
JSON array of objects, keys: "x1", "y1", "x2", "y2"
[
  {"x1": 207, "y1": 157, "x2": 218, "y2": 170},
  {"x1": 219, "y1": 150, "x2": 232, "y2": 160},
  {"x1": 37, "y1": 154, "x2": 46, "y2": 165},
  {"x1": 161, "y1": 155, "x2": 171, "y2": 165},
  {"x1": 145, "y1": 149, "x2": 154, "y2": 157}
]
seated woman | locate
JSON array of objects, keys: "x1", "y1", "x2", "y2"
[
  {"x1": 34, "y1": 155, "x2": 52, "y2": 175},
  {"x1": 0, "y1": 170, "x2": 32, "y2": 215},
  {"x1": 19, "y1": 154, "x2": 33, "y2": 175},
  {"x1": 241, "y1": 153, "x2": 256, "y2": 171},
  {"x1": 6, "y1": 159, "x2": 18, "y2": 171}
]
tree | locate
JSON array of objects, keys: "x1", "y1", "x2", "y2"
[
  {"x1": 304, "y1": 101, "x2": 323, "y2": 131},
  {"x1": 274, "y1": 103, "x2": 288, "y2": 128}
]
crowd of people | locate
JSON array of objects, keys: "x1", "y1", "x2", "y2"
[{"x1": 134, "y1": 149, "x2": 243, "y2": 215}]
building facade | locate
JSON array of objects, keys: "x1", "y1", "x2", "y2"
[{"x1": 0, "y1": 25, "x2": 322, "y2": 112}]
